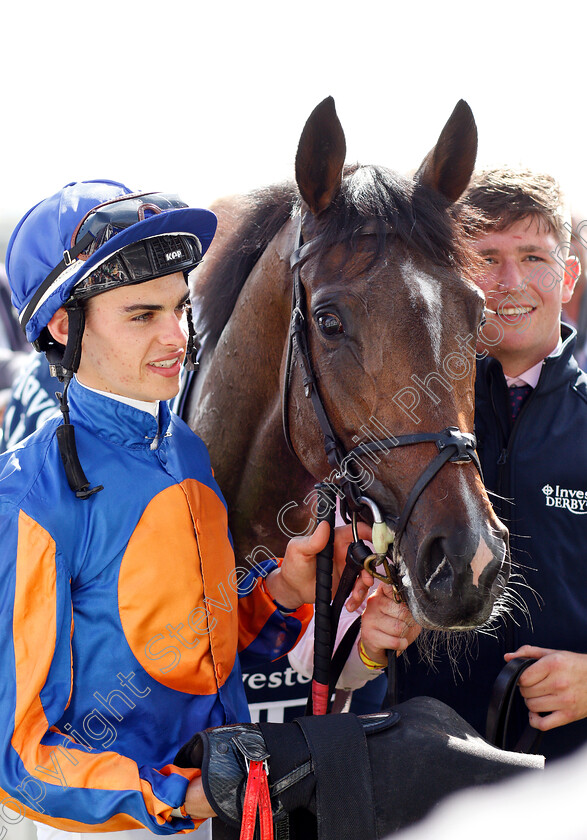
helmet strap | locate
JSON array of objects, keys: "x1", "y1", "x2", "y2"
[
  {"x1": 45, "y1": 302, "x2": 85, "y2": 381},
  {"x1": 55, "y1": 378, "x2": 104, "y2": 500},
  {"x1": 50, "y1": 304, "x2": 103, "y2": 500},
  {"x1": 20, "y1": 230, "x2": 94, "y2": 337}
]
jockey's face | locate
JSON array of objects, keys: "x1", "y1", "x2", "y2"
[
  {"x1": 76, "y1": 272, "x2": 190, "y2": 402},
  {"x1": 473, "y1": 217, "x2": 579, "y2": 377}
]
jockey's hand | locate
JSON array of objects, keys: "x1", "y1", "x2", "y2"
[
  {"x1": 359, "y1": 585, "x2": 421, "y2": 665},
  {"x1": 184, "y1": 775, "x2": 216, "y2": 820},
  {"x1": 504, "y1": 646, "x2": 587, "y2": 731},
  {"x1": 265, "y1": 521, "x2": 371, "y2": 610}
]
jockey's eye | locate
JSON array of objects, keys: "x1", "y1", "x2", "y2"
[{"x1": 317, "y1": 312, "x2": 344, "y2": 337}]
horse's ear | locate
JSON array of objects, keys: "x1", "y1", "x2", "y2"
[
  {"x1": 295, "y1": 97, "x2": 347, "y2": 216},
  {"x1": 414, "y1": 100, "x2": 478, "y2": 203}
]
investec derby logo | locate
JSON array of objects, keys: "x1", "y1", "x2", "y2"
[{"x1": 542, "y1": 484, "x2": 587, "y2": 514}]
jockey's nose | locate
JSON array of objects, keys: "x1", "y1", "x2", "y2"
[{"x1": 160, "y1": 310, "x2": 188, "y2": 349}]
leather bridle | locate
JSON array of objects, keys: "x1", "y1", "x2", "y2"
[{"x1": 282, "y1": 215, "x2": 483, "y2": 560}]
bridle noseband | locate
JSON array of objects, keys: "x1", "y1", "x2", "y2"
[{"x1": 282, "y1": 215, "x2": 482, "y2": 576}]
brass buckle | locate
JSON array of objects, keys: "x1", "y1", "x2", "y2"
[{"x1": 363, "y1": 554, "x2": 403, "y2": 602}]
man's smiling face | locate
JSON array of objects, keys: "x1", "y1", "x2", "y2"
[
  {"x1": 474, "y1": 216, "x2": 579, "y2": 376},
  {"x1": 76, "y1": 271, "x2": 190, "y2": 402}
]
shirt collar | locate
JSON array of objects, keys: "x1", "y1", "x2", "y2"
[
  {"x1": 75, "y1": 376, "x2": 159, "y2": 417},
  {"x1": 505, "y1": 337, "x2": 563, "y2": 388},
  {"x1": 67, "y1": 376, "x2": 171, "y2": 449}
]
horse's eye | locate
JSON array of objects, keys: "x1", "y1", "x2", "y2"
[{"x1": 317, "y1": 313, "x2": 344, "y2": 336}]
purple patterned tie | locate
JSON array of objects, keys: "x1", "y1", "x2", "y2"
[{"x1": 508, "y1": 384, "x2": 532, "y2": 421}]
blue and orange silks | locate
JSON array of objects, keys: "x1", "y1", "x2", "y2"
[{"x1": 0, "y1": 378, "x2": 311, "y2": 833}]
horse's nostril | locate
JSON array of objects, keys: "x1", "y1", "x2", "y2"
[
  {"x1": 423, "y1": 540, "x2": 455, "y2": 598},
  {"x1": 413, "y1": 531, "x2": 509, "y2": 627}
]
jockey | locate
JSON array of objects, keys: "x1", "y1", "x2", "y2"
[{"x1": 0, "y1": 180, "x2": 345, "y2": 838}]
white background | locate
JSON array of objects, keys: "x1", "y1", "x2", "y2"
[{"x1": 2, "y1": 0, "x2": 587, "y2": 253}]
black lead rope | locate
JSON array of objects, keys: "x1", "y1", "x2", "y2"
[
  {"x1": 309, "y1": 482, "x2": 338, "y2": 716},
  {"x1": 330, "y1": 538, "x2": 373, "y2": 638},
  {"x1": 310, "y1": 509, "x2": 384, "y2": 714},
  {"x1": 385, "y1": 650, "x2": 398, "y2": 709}
]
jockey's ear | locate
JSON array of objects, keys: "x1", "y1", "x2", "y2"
[{"x1": 47, "y1": 307, "x2": 69, "y2": 344}]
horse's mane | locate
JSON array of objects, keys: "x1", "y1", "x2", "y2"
[
  {"x1": 195, "y1": 164, "x2": 477, "y2": 348},
  {"x1": 193, "y1": 182, "x2": 297, "y2": 346}
]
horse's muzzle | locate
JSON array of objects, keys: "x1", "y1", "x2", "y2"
[{"x1": 407, "y1": 525, "x2": 510, "y2": 629}]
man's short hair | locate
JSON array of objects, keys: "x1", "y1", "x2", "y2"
[{"x1": 458, "y1": 167, "x2": 570, "y2": 246}]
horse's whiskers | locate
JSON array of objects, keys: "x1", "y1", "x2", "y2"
[
  {"x1": 485, "y1": 488, "x2": 514, "y2": 505},
  {"x1": 409, "y1": 558, "x2": 536, "y2": 677},
  {"x1": 411, "y1": 627, "x2": 479, "y2": 678}
]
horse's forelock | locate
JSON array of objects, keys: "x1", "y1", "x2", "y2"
[
  {"x1": 196, "y1": 166, "x2": 479, "y2": 348},
  {"x1": 314, "y1": 164, "x2": 476, "y2": 275}
]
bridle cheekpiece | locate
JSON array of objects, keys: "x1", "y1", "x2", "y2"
[{"x1": 282, "y1": 214, "x2": 483, "y2": 582}]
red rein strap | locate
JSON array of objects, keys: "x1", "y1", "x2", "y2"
[
  {"x1": 240, "y1": 760, "x2": 273, "y2": 840},
  {"x1": 311, "y1": 682, "x2": 330, "y2": 716}
]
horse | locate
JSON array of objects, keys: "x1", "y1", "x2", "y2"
[{"x1": 180, "y1": 96, "x2": 509, "y2": 632}]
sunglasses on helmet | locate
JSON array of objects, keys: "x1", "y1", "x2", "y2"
[
  {"x1": 72, "y1": 192, "x2": 191, "y2": 256},
  {"x1": 69, "y1": 193, "x2": 203, "y2": 298}
]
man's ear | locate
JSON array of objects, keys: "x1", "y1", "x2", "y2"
[
  {"x1": 47, "y1": 307, "x2": 69, "y2": 344},
  {"x1": 562, "y1": 256, "x2": 581, "y2": 304}
]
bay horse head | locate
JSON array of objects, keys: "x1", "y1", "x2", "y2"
[{"x1": 184, "y1": 97, "x2": 509, "y2": 631}]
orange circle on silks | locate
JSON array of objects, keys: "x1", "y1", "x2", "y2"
[{"x1": 117, "y1": 480, "x2": 238, "y2": 693}]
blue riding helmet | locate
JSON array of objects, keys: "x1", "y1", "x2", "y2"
[
  {"x1": 6, "y1": 179, "x2": 217, "y2": 344},
  {"x1": 4, "y1": 180, "x2": 217, "y2": 501}
]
